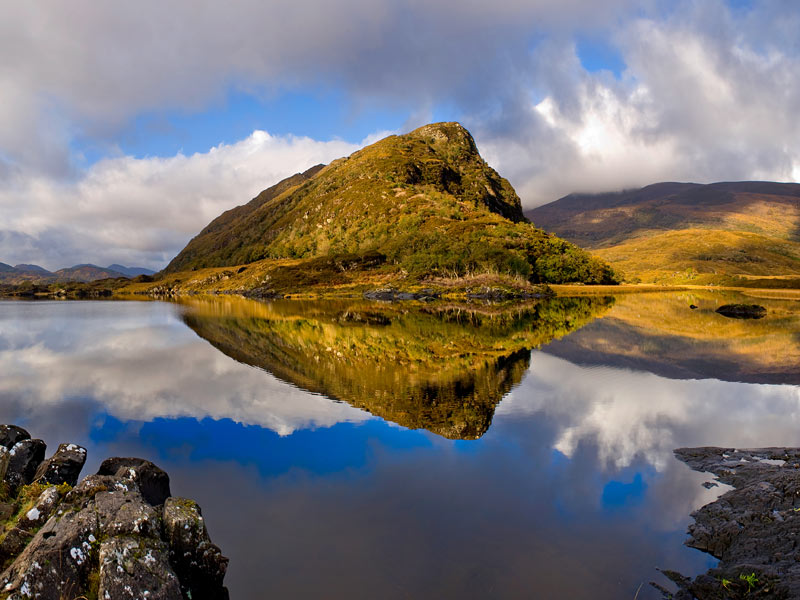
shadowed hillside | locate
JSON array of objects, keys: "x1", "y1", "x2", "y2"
[
  {"x1": 178, "y1": 295, "x2": 614, "y2": 439},
  {"x1": 526, "y1": 182, "x2": 800, "y2": 285}
]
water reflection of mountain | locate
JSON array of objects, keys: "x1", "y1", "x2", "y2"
[
  {"x1": 179, "y1": 297, "x2": 614, "y2": 439},
  {"x1": 542, "y1": 291, "x2": 800, "y2": 385}
]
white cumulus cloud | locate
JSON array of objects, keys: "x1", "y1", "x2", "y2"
[{"x1": 0, "y1": 132, "x2": 360, "y2": 269}]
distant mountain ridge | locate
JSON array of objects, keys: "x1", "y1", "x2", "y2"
[
  {"x1": 107, "y1": 264, "x2": 156, "y2": 277},
  {"x1": 0, "y1": 263, "x2": 155, "y2": 284},
  {"x1": 165, "y1": 122, "x2": 617, "y2": 287},
  {"x1": 526, "y1": 181, "x2": 800, "y2": 285}
]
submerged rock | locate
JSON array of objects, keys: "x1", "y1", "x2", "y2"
[
  {"x1": 362, "y1": 288, "x2": 439, "y2": 301},
  {"x1": 662, "y1": 447, "x2": 800, "y2": 599},
  {"x1": 715, "y1": 303, "x2": 767, "y2": 319},
  {"x1": 0, "y1": 425, "x2": 228, "y2": 600}
]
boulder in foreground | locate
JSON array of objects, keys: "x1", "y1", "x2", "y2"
[{"x1": 0, "y1": 425, "x2": 228, "y2": 600}]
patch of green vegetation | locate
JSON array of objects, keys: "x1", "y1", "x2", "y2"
[{"x1": 739, "y1": 572, "x2": 758, "y2": 592}]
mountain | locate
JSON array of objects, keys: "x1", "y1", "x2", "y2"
[
  {"x1": 53, "y1": 264, "x2": 127, "y2": 282},
  {"x1": 0, "y1": 262, "x2": 152, "y2": 287},
  {"x1": 0, "y1": 263, "x2": 53, "y2": 284},
  {"x1": 107, "y1": 264, "x2": 155, "y2": 277},
  {"x1": 165, "y1": 122, "x2": 617, "y2": 288},
  {"x1": 14, "y1": 264, "x2": 52, "y2": 275},
  {"x1": 526, "y1": 181, "x2": 800, "y2": 285}
]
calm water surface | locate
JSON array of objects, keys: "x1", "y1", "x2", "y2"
[{"x1": 1, "y1": 291, "x2": 799, "y2": 599}]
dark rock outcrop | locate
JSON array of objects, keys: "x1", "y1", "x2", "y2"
[
  {"x1": 97, "y1": 456, "x2": 172, "y2": 506},
  {"x1": 662, "y1": 447, "x2": 800, "y2": 599},
  {"x1": 362, "y1": 288, "x2": 439, "y2": 302},
  {"x1": 0, "y1": 426, "x2": 30, "y2": 450},
  {"x1": 163, "y1": 498, "x2": 229, "y2": 599},
  {"x1": 6, "y1": 439, "x2": 47, "y2": 490},
  {"x1": 715, "y1": 303, "x2": 767, "y2": 319},
  {"x1": 33, "y1": 442, "x2": 87, "y2": 487},
  {"x1": 0, "y1": 425, "x2": 228, "y2": 600},
  {"x1": 465, "y1": 286, "x2": 554, "y2": 301}
]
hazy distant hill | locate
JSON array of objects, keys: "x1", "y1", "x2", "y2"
[
  {"x1": 0, "y1": 263, "x2": 152, "y2": 284},
  {"x1": 526, "y1": 181, "x2": 800, "y2": 285},
  {"x1": 166, "y1": 122, "x2": 616, "y2": 286},
  {"x1": 53, "y1": 264, "x2": 127, "y2": 282},
  {"x1": 14, "y1": 264, "x2": 52, "y2": 275},
  {"x1": 107, "y1": 264, "x2": 155, "y2": 277}
]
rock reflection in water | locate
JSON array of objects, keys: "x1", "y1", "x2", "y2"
[{"x1": 178, "y1": 296, "x2": 614, "y2": 439}]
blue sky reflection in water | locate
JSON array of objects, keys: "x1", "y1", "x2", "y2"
[{"x1": 0, "y1": 297, "x2": 799, "y2": 598}]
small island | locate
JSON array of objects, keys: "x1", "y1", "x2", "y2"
[{"x1": 1, "y1": 123, "x2": 618, "y2": 301}]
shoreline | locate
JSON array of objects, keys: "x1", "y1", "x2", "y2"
[{"x1": 3, "y1": 282, "x2": 800, "y2": 302}]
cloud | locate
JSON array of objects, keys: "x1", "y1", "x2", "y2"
[
  {"x1": 0, "y1": 132, "x2": 360, "y2": 269},
  {"x1": 0, "y1": 301, "x2": 370, "y2": 434},
  {"x1": 0, "y1": 0, "x2": 639, "y2": 176},
  {"x1": 476, "y1": 1, "x2": 800, "y2": 205},
  {"x1": 498, "y1": 351, "x2": 800, "y2": 471}
]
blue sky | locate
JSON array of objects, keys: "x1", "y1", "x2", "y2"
[{"x1": 0, "y1": 0, "x2": 797, "y2": 269}]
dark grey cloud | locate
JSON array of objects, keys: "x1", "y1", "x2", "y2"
[{"x1": 0, "y1": 0, "x2": 639, "y2": 175}]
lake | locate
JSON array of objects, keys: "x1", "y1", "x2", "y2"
[{"x1": 1, "y1": 290, "x2": 798, "y2": 598}]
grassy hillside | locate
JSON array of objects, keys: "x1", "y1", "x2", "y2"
[
  {"x1": 526, "y1": 181, "x2": 800, "y2": 285},
  {"x1": 594, "y1": 229, "x2": 800, "y2": 285},
  {"x1": 179, "y1": 295, "x2": 614, "y2": 439},
  {"x1": 165, "y1": 122, "x2": 617, "y2": 288}
]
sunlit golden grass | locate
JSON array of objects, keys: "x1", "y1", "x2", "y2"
[{"x1": 594, "y1": 229, "x2": 800, "y2": 285}]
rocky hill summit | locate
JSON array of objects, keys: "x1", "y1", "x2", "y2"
[
  {"x1": 164, "y1": 122, "x2": 616, "y2": 288},
  {"x1": 0, "y1": 425, "x2": 227, "y2": 600}
]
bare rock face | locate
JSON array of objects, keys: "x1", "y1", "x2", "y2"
[
  {"x1": 0, "y1": 425, "x2": 228, "y2": 600},
  {"x1": 33, "y1": 442, "x2": 87, "y2": 486},
  {"x1": 661, "y1": 447, "x2": 800, "y2": 599},
  {"x1": 163, "y1": 498, "x2": 229, "y2": 599},
  {"x1": 6, "y1": 439, "x2": 46, "y2": 490},
  {"x1": 97, "y1": 456, "x2": 172, "y2": 506},
  {"x1": 98, "y1": 536, "x2": 183, "y2": 600},
  {"x1": 0, "y1": 426, "x2": 29, "y2": 450}
]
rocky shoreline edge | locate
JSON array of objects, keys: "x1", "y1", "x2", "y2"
[
  {"x1": 659, "y1": 447, "x2": 800, "y2": 599},
  {"x1": 0, "y1": 424, "x2": 228, "y2": 600}
]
